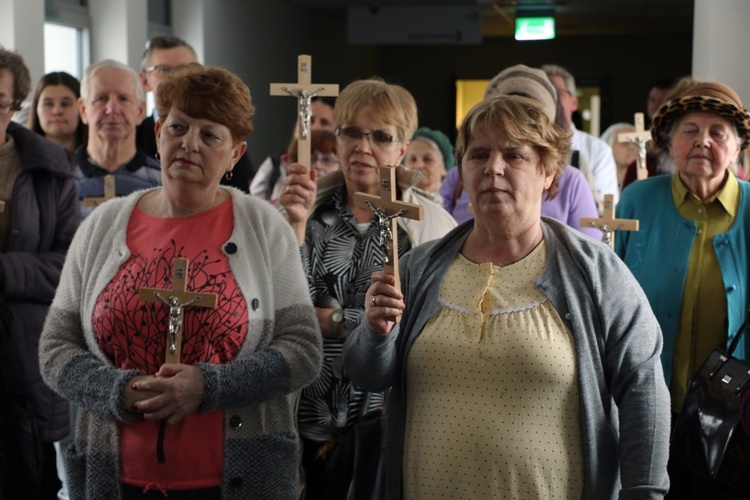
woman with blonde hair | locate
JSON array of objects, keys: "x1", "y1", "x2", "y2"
[{"x1": 345, "y1": 94, "x2": 670, "y2": 499}]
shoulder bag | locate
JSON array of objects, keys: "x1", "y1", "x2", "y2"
[{"x1": 671, "y1": 310, "x2": 750, "y2": 496}]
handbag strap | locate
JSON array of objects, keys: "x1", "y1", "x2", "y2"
[
  {"x1": 727, "y1": 309, "x2": 750, "y2": 356},
  {"x1": 708, "y1": 309, "x2": 750, "y2": 379}
]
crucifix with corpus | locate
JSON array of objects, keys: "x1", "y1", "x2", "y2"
[
  {"x1": 580, "y1": 194, "x2": 639, "y2": 250},
  {"x1": 270, "y1": 55, "x2": 339, "y2": 170},
  {"x1": 82, "y1": 174, "x2": 116, "y2": 208},
  {"x1": 353, "y1": 165, "x2": 423, "y2": 316},
  {"x1": 618, "y1": 112, "x2": 652, "y2": 181},
  {"x1": 138, "y1": 258, "x2": 218, "y2": 364}
]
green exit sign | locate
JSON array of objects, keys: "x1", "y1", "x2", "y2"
[{"x1": 515, "y1": 17, "x2": 556, "y2": 40}]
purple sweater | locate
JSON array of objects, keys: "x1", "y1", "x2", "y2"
[{"x1": 439, "y1": 165, "x2": 602, "y2": 240}]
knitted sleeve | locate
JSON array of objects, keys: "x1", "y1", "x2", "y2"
[{"x1": 199, "y1": 201, "x2": 322, "y2": 411}]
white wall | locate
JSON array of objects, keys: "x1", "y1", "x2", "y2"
[
  {"x1": 203, "y1": 0, "x2": 364, "y2": 163},
  {"x1": 0, "y1": 0, "x2": 45, "y2": 84},
  {"x1": 693, "y1": 0, "x2": 750, "y2": 105},
  {"x1": 88, "y1": 0, "x2": 148, "y2": 68}
]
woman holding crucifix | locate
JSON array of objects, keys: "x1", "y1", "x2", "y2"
[
  {"x1": 344, "y1": 95, "x2": 670, "y2": 499},
  {"x1": 39, "y1": 64, "x2": 321, "y2": 499},
  {"x1": 279, "y1": 78, "x2": 456, "y2": 498}
]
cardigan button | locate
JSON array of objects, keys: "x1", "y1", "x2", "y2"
[
  {"x1": 229, "y1": 477, "x2": 243, "y2": 488},
  {"x1": 224, "y1": 242, "x2": 238, "y2": 254},
  {"x1": 252, "y1": 298, "x2": 260, "y2": 311},
  {"x1": 229, "y1": 415, "x2": 242, "y2": 428},
  {"x1": 727, "y1": 284, "x2": 738, "y2": 292}
]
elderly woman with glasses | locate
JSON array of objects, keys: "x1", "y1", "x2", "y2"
[{"x1": 279, "y1": 78, "x2": 456, "y2": 498}]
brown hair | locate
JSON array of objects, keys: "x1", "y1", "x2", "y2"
[
  {"x1": 27, "y1": 72, "x2": 87, "y2": 147},
  {"x1": 287, "y1": 129, "x2": 338, "y2": 163},
  {"x1": 333, "y1": 78, "x2": 417, "y2": 143},
  {"x1": 455, "y1": 94, "x2": 571, "y2": 199},
  {"x1": 156, "y1": 63, "x2": 254, "y2": 143},
  {"x1": 0, "y1": 47, "x2": 31, "y2": 107}
]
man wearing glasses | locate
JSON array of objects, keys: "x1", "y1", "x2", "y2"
[
  {"x1": 542, "y1": 64, "x2": 619, "y2": 206},
  {"x1": 136, "y1": 36, "x2": 254, "y2": 192},
  {"x1": 136, "y1": 36, "x2": 197, "y2": 159}
]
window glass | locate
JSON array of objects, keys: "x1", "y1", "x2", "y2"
[{"x1": 44, "y1": 23, "x2": 83, "y2": 79}]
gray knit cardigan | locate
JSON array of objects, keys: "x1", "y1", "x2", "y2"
[
  {"x1": 39, "y1": 187, "x2": 322, "y2": 499},
  {"x1": 343, "y1": 218, "x2": 671, "y2": 499}
]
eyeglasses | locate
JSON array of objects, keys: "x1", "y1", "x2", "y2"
[
  {"x1": 337, "y1": 126, "x2": 401, "y2": 147},
  {"x1": 311, "y1": 154, "x2": 339, "y2": 167},
  {"x1": 144, "y1": 64, "x2": 175, "y2": 77}
]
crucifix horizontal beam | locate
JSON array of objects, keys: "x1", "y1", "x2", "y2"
[
  {"x1": 580, "y1": 194, "x2": 639, "y2": 249},
  {"x1": 138, "y1": 257, "x2": 218, "y2": 364},
  {"x1": 353, "y1": 165, "x2": 423, "y2": 299},
  {"x1": 270, "y1": 54, "x2": 339, "y2": 171},
  {"x1": 618, "y1": 112, "x2": 652, "y2": 181}
]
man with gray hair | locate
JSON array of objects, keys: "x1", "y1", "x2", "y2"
[
  {"x1": 76, "y1": 59, "x2": 161, "y2": 215},
  {"x1": 542, "y1": 64, "x2": 619, "y2": 203}
]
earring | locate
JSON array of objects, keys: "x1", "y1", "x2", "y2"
[
  {"x1": 155, "y1": 151, "x2": 160, "y2": 161},
  {"x1": 225, "y1": 170, "x2": 233, "y2": 181}
]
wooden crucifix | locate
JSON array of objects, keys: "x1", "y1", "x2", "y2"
[
  {"x1": 83, "y1": 175, "x2": 116, "y2": 207},
  {"x1": 353, "y1": 165, "x2": 424, "y2": 297},
  {"x1": 580, "y1": 194, "x2": 639, "y2": 250},
  {"x1": 270, "y1": 54, "x2": 339, "y2": 170},
  {"x1": 618, "y1": 112, "x2": 652, "y2": 180},
  {"x1": 138, "y1": 258, "x2": 218, "y2": 364}
]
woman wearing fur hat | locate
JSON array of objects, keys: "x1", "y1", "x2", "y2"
[{"x1": 615, "y1": 80, "x2": 750, "y2": 499}]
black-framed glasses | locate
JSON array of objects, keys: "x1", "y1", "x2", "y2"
[
  {"x1": 336, "y1": 126, "x2": 401, "y2": 147},
  {"x1": 144, "y1": 64, "x2": 175, "y2": 76}
]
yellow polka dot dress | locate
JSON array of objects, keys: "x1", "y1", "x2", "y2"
[{"x1": 403, "y1": 241, "x2": 584, "y2": 499}]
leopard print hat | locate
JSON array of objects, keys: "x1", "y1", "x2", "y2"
[{"x1": 651, "y1": 81, "x2": 750, "y2": 151}]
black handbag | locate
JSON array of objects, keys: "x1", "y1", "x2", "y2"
[{"x1": 671, "y1": 310, "x2": 750, "y2": 496}]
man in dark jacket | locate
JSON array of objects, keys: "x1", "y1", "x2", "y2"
[{"x1": 0, "y1": 47, "x2": 80, "y2": 499}]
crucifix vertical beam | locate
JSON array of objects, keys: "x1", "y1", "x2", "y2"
[
  {"x1": 83, "y1": 175, "x2": 116, "y2": 207},
  {"x1": 618, "y1": 112, "x2": 652, "y2": 181},
  {"x1": 270, "y1": 55, "x2": 339, "y2": 171},
  {"x1": 580, "y1": 194, "x2": 639, "y2": 249},
  {"x1": 138, "y1": 258, "x2": 218, "y2": 364},
  {"x1": 353, "y1": 165, "x2": 423, "y2": 298}
]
